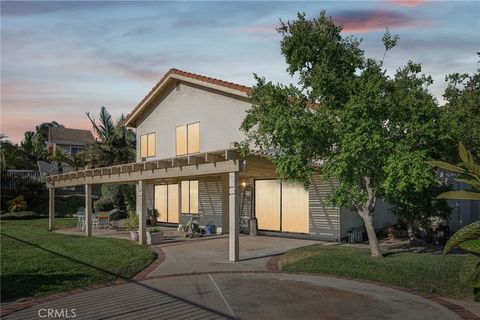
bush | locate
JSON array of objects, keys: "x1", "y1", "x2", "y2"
[
  {"x1": 126, "y1": 211, "x2": 139, "y2": 231},
  {"x1": 122, "y1": 184, "x2": 136, "y2": 212},
  {"x1": 0, "y1": 211, "x2": 40, "y2": 220},
  {"x1": 93, "y1": 197, "x2": 114, "y2": 213},
  {"x1": 16, "y1": 181, "x2": 48, "y2": 213},
  {"x1": 101, "y1": 184, "x2": 124, "y2": 208},
  {"x1": 7, "y1": 196, "x2": 27, "y2": 213}
]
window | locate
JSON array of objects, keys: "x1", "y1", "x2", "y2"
[
  {"x1": 181, "y1": 180, "x2": 198, "y2": 214},
  {"x1": 176, "y1": 122, "x2": 200, "y2": 156},
  {"x1": 70, "y1": 146, "x2": 83, "y2": 155},
  {"x1": 140, "y1": 132, "x2": 156, "y2": 158}
]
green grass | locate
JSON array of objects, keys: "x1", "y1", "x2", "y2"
[
  {"x1": 0, "y1": 219, "x2": 156, "y2": 302},
  {"x1": 278, "y1": 245, "x2": 476, "y2": 299}
]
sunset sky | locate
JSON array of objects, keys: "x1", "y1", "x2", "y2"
[{"x1": 1, "y1": 0, "x2": 479, "y2": 143}]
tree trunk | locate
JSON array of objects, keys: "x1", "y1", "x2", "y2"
[
  {"x1": 359, "y1": 210, "x2": 382, "y2": 257},
  {"x1": 407, "y1": 219, "x2": 416, "y2": 243},
  {"x1": 359, "y1": 176, "x2": 382, "y2": 257}
]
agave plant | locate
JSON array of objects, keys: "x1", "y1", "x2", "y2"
[{"x1": 430, "y1": 142, "x2": 480, "y2": 300}]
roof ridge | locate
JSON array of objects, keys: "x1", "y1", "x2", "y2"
[{"x1": 125, "y1": 68, "x2": 252, "y2": 126}]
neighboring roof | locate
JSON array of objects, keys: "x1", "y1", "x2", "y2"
[
  {"x1": 125, "y1": 68, "x2": 253, "y2": 127},
  {"x1": 48, "y1": 127, "x2": 95, "y2": 146}
]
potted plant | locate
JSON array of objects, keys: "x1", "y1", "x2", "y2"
[
  {"x1": 147, "y1": 208, "x2": 159, "y2": 226},
  {"x1": 126, "y1": 211, "x2": 139, "y2": 241},
  {"x1": 147, "y1": 227, "x2": 163, "y2": 245}
]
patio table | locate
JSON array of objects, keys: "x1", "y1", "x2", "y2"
[{"x1": 73, "y1": 213, "x2": 99, "y2": 230}]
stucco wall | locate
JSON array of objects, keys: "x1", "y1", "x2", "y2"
[{"x1": 135, "y1": 82, "x2": 251, "y2": 161}]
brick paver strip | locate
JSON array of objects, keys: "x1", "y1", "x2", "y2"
[{"x1": 2, "y1": 248, "x2": 478, "y2": 320}]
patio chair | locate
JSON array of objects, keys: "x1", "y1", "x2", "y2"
[
  {"x1": 109, "y1": 208, "x2": 120, "y2": 229},
  {"x1": 98, "y1": 213, "x2": 111, "y2": 229},
  {"x1": 76, "y1": 208, "x2": 85, "y2": 229}
]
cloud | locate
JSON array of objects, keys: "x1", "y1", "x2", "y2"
[
  {"x1": 333, "y1": 10, "x2": 430, "y2": 33},
  {"x1": 389, "y1": 0, "x2": 428, "y2": 8}
]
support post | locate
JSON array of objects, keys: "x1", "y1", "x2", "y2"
[
  {"x1": 48, "y1": 188, "x2": 55, "y2": 231},
  {"x1": 229, "y1": 172, "x2": 240, "y2": 262},
  {"x1": 85, "y1": 184, "x2": 92, "y2": 236},
  {"x1": 137, "y1": 180, "x2": 147, "y2": 245}
]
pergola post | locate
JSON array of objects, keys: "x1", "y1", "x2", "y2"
[
  {"x1": 85, "y1": 184, "x2": 92, "y2": 236},
  {"x1": 137, "y1": 180, "x2": 147, "y2": 245},
  {"x1": 229, "y1": 171, "x2": 240, "y2": 262},
  {"x1": 48, "y1": 187, "x2": 55, "y2": 231}
]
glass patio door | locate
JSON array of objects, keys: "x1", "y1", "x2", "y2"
[{"x1": 155, "y1": 184, "x2": 179, "y2": 223}]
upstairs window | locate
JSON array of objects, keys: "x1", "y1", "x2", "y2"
[
  {"x1": 140, "y1": 132, "x2": 156, "y2": 158},
  {"x1": 70, "y1": 146, "x2": 83, "y2": 155},
  {"x1": 181, "y1": 180, "x2": 198, "y2": 214},
  {"x1": 176, "y1": 122, "x2": 200, "y2": 156}
]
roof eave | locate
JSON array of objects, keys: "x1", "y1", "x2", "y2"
[{"x1": 124, "y1": 73, "x2": 251, "y2": 128}]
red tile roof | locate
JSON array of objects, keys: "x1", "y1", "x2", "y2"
[{"x1": 125, "y1": 68, "x2": 252, "y2": 126}]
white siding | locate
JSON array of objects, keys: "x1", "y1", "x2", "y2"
[{"x1": 308, "y1": 175, "x2": 341, "y2": 241}]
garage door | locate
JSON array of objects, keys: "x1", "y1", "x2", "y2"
[
  {"x1": 255, "y1": 180, "x2": 309, "y2": 234},
  {"x1": 155, "y1": 184, "x2": 179, "y2": 223}
]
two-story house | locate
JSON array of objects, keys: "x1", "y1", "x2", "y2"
[{"x1": 124, "y1": 69, "x2": 397, "y2": 239}]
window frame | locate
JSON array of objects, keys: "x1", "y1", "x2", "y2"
[
  {"x1": 175, "y1": 122, "x2": 200, "y2": 156},
  {"x1": 140, "y1": 132, "x2": 156, "y2": 158}
]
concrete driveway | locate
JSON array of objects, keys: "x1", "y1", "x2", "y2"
[{"x1": 4, "y1": 235, "x2": 470, "y2": 320}]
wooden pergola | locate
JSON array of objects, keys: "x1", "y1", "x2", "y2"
[{"x1": 46, "y1": 149, "x2": 276, "y2": 262}]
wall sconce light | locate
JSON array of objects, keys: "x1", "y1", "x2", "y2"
[{"x1": 241, "y1": 181, "x2": 247, "y2": 187}]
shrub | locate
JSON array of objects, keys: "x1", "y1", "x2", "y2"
[
  {"x1": 93, "y1": 197, "x2": 114, "y2": 213},
  {"x1": 0, "y1": 211, "x2": 40, "y2": 220},
  {"x1": 7, "y1": 196, "x2": 27, "y2": 213},
  {"x1": 101, "y1": 184, "x2": 124, "y2": 208},
  {"x1": 122, "y1": 184, "x2": 136, "y2": 212},
  {"x1": 126, "y1": 211, "x2": 139, "y2": 231}
]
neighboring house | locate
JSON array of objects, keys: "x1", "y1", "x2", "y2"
[{"x1": 47, "y1": 127, "x2": 95, "y2": 155}]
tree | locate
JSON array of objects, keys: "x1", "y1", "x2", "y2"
[
  {"x1": 241, "y1": 12, "x2": 449, "y2": 257},
  {"x1": 48, "y1": 148, "x2": 67, "y2": 174},
  {"x1": 0, "y1": 134, "x2": 33, "y2": 169},
  {"x1": 442, "y1": 61, "x2": 480, "y2": 161},
  {"x1": 85, "y1": 106, "x2": 135, "y2": 167},
  {"x1": 68, "y1": 152, "x2": 86, "y2": 171},
  {"x1": 19, "y1": 121, "x2": 64, "y2": 162}
]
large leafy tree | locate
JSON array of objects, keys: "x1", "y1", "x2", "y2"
[
  {"x1": 442, "y1": 61, "x2": 480, "y2": 161},
  {"x1": 241, "y1": 12, "x2": 449, "y2": 257},
  {"x1": 85, "y1": 106, "x2": 135, "y2": 167}
]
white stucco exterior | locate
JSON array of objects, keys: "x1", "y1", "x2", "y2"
[{"x1": 135, "y1": 82, "x2": 251, "y2": 161}]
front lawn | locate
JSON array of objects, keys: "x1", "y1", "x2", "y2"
[
  {"x1": 0, "y1": 219, "x2": 156, "y2": 302},
  {"x1": 278, "y1": 244, "x2": 476, "y2": 299}
]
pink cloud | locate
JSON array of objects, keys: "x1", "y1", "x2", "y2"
[
  {"x1": 333, "y1": 10, "x2": 430, "y2": 33},
  {"x1": 389, "y1": 0, "x2": 428, "y2": 7}
]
